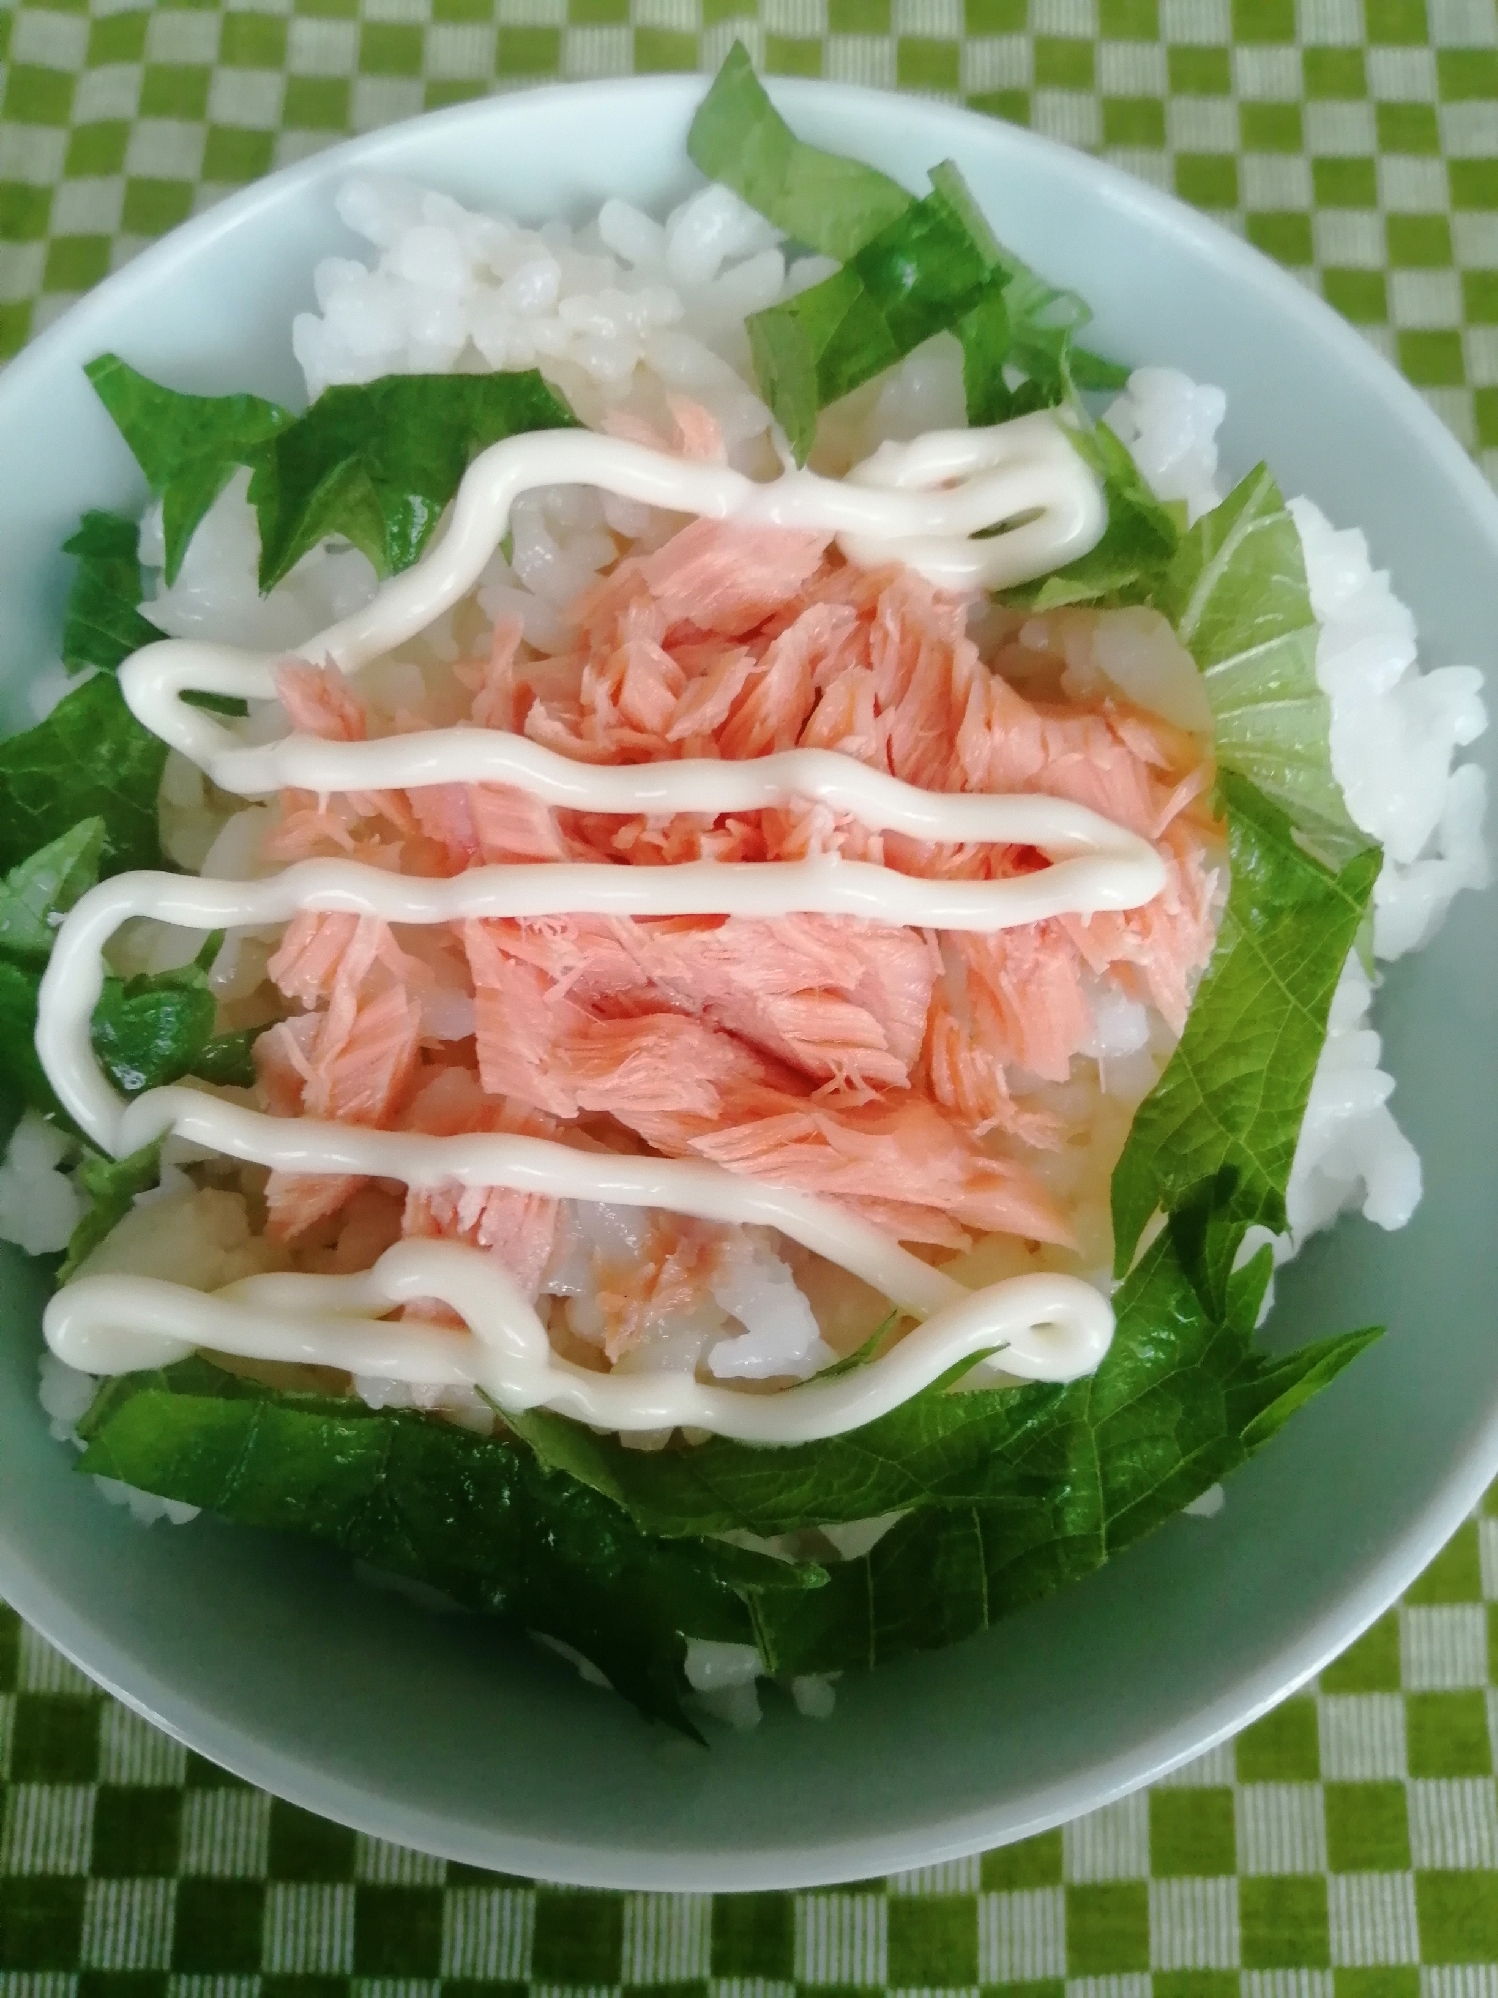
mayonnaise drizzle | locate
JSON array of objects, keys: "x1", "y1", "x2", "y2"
[
  {"x1": 48, "y1": 1247, "x2": 1110, "y2": 1442},
  {"x1": 37, "y1": 408, "x2": 1138, "y2": 1436},
  {"x1": 41, "y1": 822, "x2": 1163, "y2": 1153},
  {"x1": 50, "y1": 1085, "x2": 1113, "y2": 1422},
  {"x1": 120, "y1": 410, "x2": 1104, "y2": 777},
  {"x1": 105, "y1": 1088, "x2": 985, "y2": 1317}
]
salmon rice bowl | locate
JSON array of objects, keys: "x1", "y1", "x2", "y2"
[{"x1": 0, "y1": 50, "x2": 1487, "y2": 1736}]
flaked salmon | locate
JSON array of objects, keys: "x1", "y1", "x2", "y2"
[{"x1": 252, "y1": 522, "x2": 1220, "y2": 1350}]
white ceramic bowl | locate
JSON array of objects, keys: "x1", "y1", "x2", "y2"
[{"x1": 1, "y1": 75, "x2": 1496, "y2": 1891}]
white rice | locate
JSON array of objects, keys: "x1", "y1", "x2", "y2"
[
  {"x1": 1103, "y1": 366, "x2": 1228, "y2": 525},
  {"x1": 1291, "y1": 493, "x2": 1490, "y2": 961},
  {"x1": 677, "y1": 1638, "x2": 839, "y2": 1728},
  {"x1": 0, "y1": 1111, "x2": 82, "y2": 1255},
  {"x1": 141, "y1": 467, "x2": 379, "y2": 651},
  {"x1": 37, "y1": 1346, "x2": 98, "y2": 1442},
  {"x1": 1103, "y1": 368, "x2": 1486, "y2": 1272},
  {"x1": 293, "y1": 176, "x2": 785, "y2": 458},
  {"x1": 67, "y1": 1183, "x2": 280, "y2": 1290},
  {"x1": 36, "y1": 1349, "x2": 200, "y2": 1526},
  {"x1": 683, "y1": 1637, "x2": 771, "y2": 1730},
  {"x1": 3, "y1": 176, "x2": 1489, "y2": 1706}
]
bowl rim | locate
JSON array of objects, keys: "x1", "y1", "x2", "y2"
[{"x1": 3, "y1": 65, "x2": 1498, "y2": 1890}]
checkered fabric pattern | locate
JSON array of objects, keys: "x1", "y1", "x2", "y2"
[
  {"x1": 1, "y1": 0, "x2": 1498, "y2": 480},
  {"x1": 1, "y1": 1487, "x2": 1497, "y2": 1986},
  {"x1": 3, "y1": 0, "x2": 1498, "y2": 1981}
]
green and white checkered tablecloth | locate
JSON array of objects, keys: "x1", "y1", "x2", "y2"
[
  {"x1": 4, "y1": 0, "x2": 1498, "y2": 491},
  {"x1": 2, "y1": 1520, "x2": 1498, "y2": 1989},
  {"x1": 3, "y1": 0, "x2": 1498, "y2": 1984}
]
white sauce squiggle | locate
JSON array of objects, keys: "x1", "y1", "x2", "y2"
[
  {"x1": 40, "y1": 829, "x2": 1163, "y2": 1152},
  {"x1": 122, "y1": 411, "x2": 1105, "y2": 778},
  {"x1": 104, "y1": 1089, "x2": 984, "y2": 1316},
  {"x1": 49, "y1": 1249, "x2": 1108, "y2": 1443},
  {"x1": 38, "y1": 412, "x2": 1136, "y2": 1436}
]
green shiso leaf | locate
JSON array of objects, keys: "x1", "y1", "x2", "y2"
[
  {"x1": 0, "y1": 860, "x2": 232, "y2": 1126},
  {"x1": 75, "y1": 1179, "x2": 1375, "y2": 1694},
  {"x1": 472, "y1": 421, "x2": 1384, "y2": 1682},
  {"x1": 187, "y1": 1025, "x2": 261, "y2": 1088},
  {"x1": 1103, "y1": 461, "x2": 1382, "y2": 1270},
  {"x1": 248, "y1": 372, "x2": 581, "y2": 589},
  {"x1": 0, "y1": 675, "x2": 167, "y2": 879},
  {"x1": 60, "y1": 491, "x2": 260, "y2": 710},
  {"x1": 0, "y1": 956, "x2": 65, "y2": 1119},
  {"x1": 1069, "y1": 346, "x2": 1134, "y2": 392},
  {"x1": 503, "y1": 1383, "x2": 1040, "y2": 1538},
  {"x1": 747, "y1": 174, "x2": 1000, "y2": 463},
  {"x1": 76, "y1": 1357, "x2": 824, "y2": 1734},
  {"x1": 996, "y1": 262, "x2": 1128, "y2": 400},
  {"x1": 813, "y1": 1307, "x2": 899, "y2": 1378},
  {"x1": 55, "y1": 503, "x2": 268, "y2": 716},
  {"x1": 26, "y1": 78, "x2": 1382, "y2": 1715},
  {"x1": 1111, "y1": 773, "x2": 1380, "y2": 1271},
  {"x1": 0, "y1": 821, "x2": 256, "y2": 1243},
  {"x1": 60, "y1": 1139, "x2": 162, "y2": 1280},
  {"x1": 686, "y1": 42, "x2": 910, "y2": 261},
  {"x1": 929, "y1": 159, "x2": 1127, "y2": 422},
  {"x1": 86, "y1": 356, "x2": 582, "y2": 595},
  {"x1": 1007, "y1": 417, "x2": 1182, "y2": 611},
  {"x1": 85, "y1": 356, "x2": 292, "y2": 586},
  {"x1": 503, "y1": 1168, "x2": 1375, "y2": 1554},
  {"x1": 61, "y1": 511, "x2": 166, "y2": 675},
  {"x1": 1155, "y1": 462, "x2": 1358, "y2": 849},
  {"x1": 90, "y1": 943, "x2": 220, "y2": 1100},
  {"x1": 744, "y1": 164, "x2": 1127, "y2": 464},
  {"x1": 743, "y1": 1176, "x2": 1378, "y2": 1677},
  {"x1": 954, "y1": 281, "x2": 1013, "y2": 426},
  {"x1": 957, "y1": 269, "x2": 1129, "y2": 430},
  {"x1": 0, "y1": 818, "x2": 105, "y2": 960},
  {"x1": 0, "y1": 818, "x2": 107, "y2": 1119},
  {"x1": 691, "y1": 52, "x2": 1124, "y2": 462}
]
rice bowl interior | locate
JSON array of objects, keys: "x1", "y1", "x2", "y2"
[{"x1": 0, "y1": 77, "x2": 1494, "y2": 1886}]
